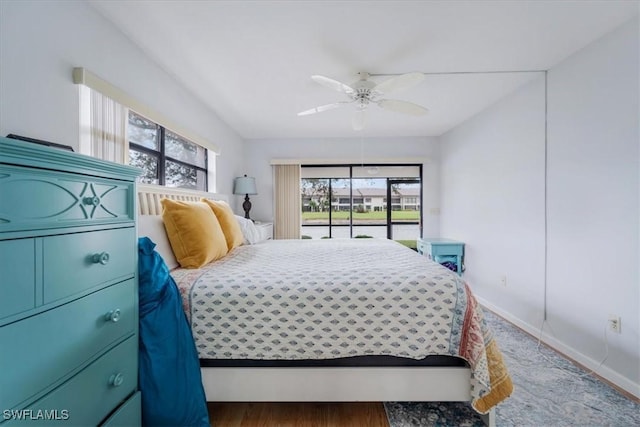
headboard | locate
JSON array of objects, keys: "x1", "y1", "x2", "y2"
[{"x1": 137, "y1": 183, "x2": 230, "y2": 215}]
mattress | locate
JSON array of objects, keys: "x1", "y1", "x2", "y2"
[{"x1": 200, "y1": 354, "x2": 469, "y2": 368}]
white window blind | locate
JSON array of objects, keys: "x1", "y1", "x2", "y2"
[{"x1": 79, "y1": 85, "x2": 128, "y2": 163}]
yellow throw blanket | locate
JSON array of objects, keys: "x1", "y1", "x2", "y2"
[
  {"x1": 460, "y1": 284, "x2": 514, "y2": 413},
  {"x1": 473, "y1": 338, "x2": 514, "y2": 413}
]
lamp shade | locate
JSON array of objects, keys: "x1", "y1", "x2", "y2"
[{"x1": 233, "y1": 175, "x2": 257, "y2": 195}]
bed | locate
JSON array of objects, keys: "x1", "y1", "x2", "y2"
[{"x1": 137, "y1": 183, "x2": 512, "y2": 426}]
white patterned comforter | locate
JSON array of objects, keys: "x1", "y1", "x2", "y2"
[{"x1": 172, "y1": 238, "x2": 471, "y2": 361}]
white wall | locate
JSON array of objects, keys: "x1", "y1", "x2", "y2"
[
  {"x1": 546, "y1": 17, "x2": 639, "y2": 393},
  {"x1": 440, "y1": 17, "x2": 639, "y2": 396},
  {"x1": 0, "y1": 1, "x2": 245, "y2": 196},
  {"x1": 439, "y1": 75, "x2": 546, "y2": 327},
  {"x1": 243, "y1": 136, "x2": 441, "y2": 236}
]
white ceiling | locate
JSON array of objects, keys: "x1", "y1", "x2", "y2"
[{"x1": 90, "y1": 1, "x2": 638, "y2": 140}]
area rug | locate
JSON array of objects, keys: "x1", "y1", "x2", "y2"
[{"x1": 384, "y1": 309, "x2": 640, "y2": 426}]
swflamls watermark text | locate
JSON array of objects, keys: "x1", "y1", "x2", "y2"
[{"x1": 3, "y1": 409, "x2": 69, "y2": 421}]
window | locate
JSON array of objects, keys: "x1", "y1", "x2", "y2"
[
  {"x1": 128, "y1": 111, "x2": 208, "y2": 190},
  {"x1": 301, "y1": 165, "x2": 423, "y2": 240},
  {"x1": 74, "y1": 67, "x2": 217, "y2": 190}
]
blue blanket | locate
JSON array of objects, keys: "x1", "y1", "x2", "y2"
[{"x1": 138, "y1": 237, "x2": 209, "y2": 427}]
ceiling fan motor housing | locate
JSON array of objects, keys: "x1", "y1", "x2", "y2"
[{"x1": 350, "y1": 79, "x2": 379, "y2": 108}]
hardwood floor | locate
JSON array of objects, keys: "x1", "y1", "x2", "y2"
[{"x1": 208, "y1": 402, "x2": 390, "y2": 427}]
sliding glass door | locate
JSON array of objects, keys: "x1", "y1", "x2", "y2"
[
  {"x1": 301, "y1": 165, "x2": 422, "y2": 241},
  {"x1": 350, "y1": 177, "x2": 387, "y2": 238},
  {"x1": 388, "y1": 179, "x2": 421, "y2": 241}
]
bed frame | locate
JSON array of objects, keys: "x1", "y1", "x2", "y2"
[{"x1": 136, "y1": 183, "x2": 495, "y2": 426}]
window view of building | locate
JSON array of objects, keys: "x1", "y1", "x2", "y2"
[
  {"x1": 324, "y1": 187, "x2": 421, "y2": 212},
  {"x1": 301, "y1": 165, "x2": 422, "y2": 240}
]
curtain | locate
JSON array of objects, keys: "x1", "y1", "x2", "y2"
[
  {"x1": 79, "y1": 85, "x2": 128, "y2": 163},
  {"x1": 274, "y1": 164, "x2": 301, "y2": 239}
]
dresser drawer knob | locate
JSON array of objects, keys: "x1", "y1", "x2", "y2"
[
  {"x1": 83, "y1": 196, "x2": 101, "y2": 206},
  {"x1": 92, "y1": 252, "x2": 110, "y2": 265},
  {"x1": 105, "y1": 309, "x2": 121, "y2": 323},
  {"x1": 109, "y1": 373, "x2": 124, "y2": 387}
]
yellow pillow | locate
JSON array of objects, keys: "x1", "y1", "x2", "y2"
[
  {"x1": 201, "y1": 198, "x2": 245, "y2": 251},
  {"x1": 160, "y1": 199, "x2": 228, "y2": 268}
]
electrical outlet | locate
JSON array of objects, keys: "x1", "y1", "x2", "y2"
[
  {"x1": 608, "y1": 315, "x2": 621, "y2": 334},
  {"x1": 500, "y1": 275, "x2": 507, "y2": 287}
]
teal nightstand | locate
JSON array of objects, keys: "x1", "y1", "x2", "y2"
[{"x1": 417, "y1": 238, "x2": 465, "y2": 276}]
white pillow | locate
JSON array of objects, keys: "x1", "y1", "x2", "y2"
[
  {"x1": 138, "y1": 215, "x2": 179, "y2": 270},
  {"x1": 235, "y1": 215, "x2": 260, "y2": 244}
]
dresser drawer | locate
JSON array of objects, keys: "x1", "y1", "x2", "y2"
[
  {"x1": 0, "y1": 279, "x2": 136, "y2": 411},
  {"x1": 0, "y1": 165, "x2": 134, "y2": 234},
  {"x1": 43, "y1": 227, "x2": 135, "y2": 303},
  {"x1": 427, "y1": 243, "x2": 464, "y2": 258},
  {"x1": 3, "y1": 337, "x2": 137, "y2": 426},
  {"x1": 0, "y1": 239, "x2": 38, "y2": 320},
  {"x1": 101, "y1": 391, "x2": 141, "y2": 427}
]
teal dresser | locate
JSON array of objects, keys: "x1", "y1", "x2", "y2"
[
  {"x1": 417, "y1": 237, "x2": 465, "y2": 276},
  {"x1": 0, "y1": 137, "x2": 141, "y2": 426}
]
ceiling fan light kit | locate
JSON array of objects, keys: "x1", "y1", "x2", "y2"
[{"x1": 298, "y1": 71, "x2": 429, "y2": 130}]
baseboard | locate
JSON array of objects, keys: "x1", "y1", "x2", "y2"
[{"x1": 477, "y1": 297, "x2": 640, "y2": 400}]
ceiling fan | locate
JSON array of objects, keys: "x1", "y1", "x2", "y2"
[{"x1": 297, "y1": 71, "x2": 428, "y2": 130}]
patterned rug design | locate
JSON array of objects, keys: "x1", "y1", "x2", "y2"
[{"x1": 384, "y1": 309, "x2": 640, "y2": 426}]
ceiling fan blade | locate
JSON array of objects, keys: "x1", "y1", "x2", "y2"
[
  {"x1": 311, "y1": 75, "x2": 355, "y2": 95},
  {"x1": 352, "y1": 109, "x2": 367, "y2": 131},
  {"x1": 297, "y1": 101, "x2": 353, "y2": 116},
  {"x1": 373, "y1": 72, "x2": 425, "y2": 95},
  {"x1": 377, "y1": 99, "x2": 428, "y2": 116}
]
